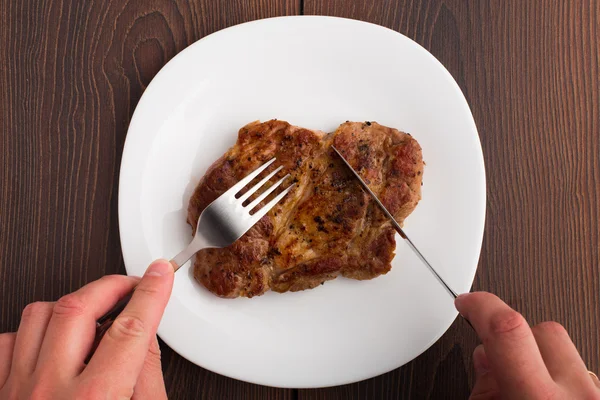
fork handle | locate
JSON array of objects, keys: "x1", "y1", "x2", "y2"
[
  {"x1": 86, "y1": 259, "x2": 184, "y2": 364},
  {"x1": 85, "y1": 289, "x2": 135, "y2": 363}
]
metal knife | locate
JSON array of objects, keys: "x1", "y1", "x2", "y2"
[{"x1": 331, "y1": 145, "x2": 459, "y2": 299}]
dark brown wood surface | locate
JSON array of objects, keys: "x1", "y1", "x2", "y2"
[{"x1": 0, "y1": 1, "x2": 597, "y2": 399}]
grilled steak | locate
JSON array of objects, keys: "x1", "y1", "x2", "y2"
[{"x1": 187, "y1": 120, "x2": 423, "y2": 298}]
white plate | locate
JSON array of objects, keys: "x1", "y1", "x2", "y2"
[{"x1": 119, "y1": 16, "x2": 486, "y2": 388}]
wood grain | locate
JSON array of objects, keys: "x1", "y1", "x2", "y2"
[
  {"x1": 1, "y1": 0, "x2": 598, "y2": 399},
  {"x1": 301, "y1": 0, "x2": 600, "y2": 398},
  {"x1": 0, "y1": 1, "x2": 298, "y2": 399}
]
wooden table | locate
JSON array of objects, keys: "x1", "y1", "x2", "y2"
[{"x1": 1, "y1": 1, "x2": 598, "y2": 398}]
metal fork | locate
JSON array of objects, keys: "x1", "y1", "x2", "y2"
[
  {"x1": 171, "y1": 158, "x2": 292, "y2": 266},
  {"x1": 88, "y1": 158, "x2": 293, "y2": 360}
]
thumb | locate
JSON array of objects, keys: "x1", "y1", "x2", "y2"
[
  {"x1": 470, "y1": 345, "x2": 500, "y2": 399},
  {"x1": 133, "y1": 336, "x2": 168, "y2": 400},
  {"x1": 83, "y1": 259, "x2": 174, "y2": 395}
]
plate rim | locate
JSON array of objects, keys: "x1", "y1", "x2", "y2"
[{"x1": 118, "y1": 15, "x2": 486, "y2": 388}]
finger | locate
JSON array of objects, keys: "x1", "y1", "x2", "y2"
[
  {"x1": 472, "y1": 344, "x2": 490, "y2": 380},
  {"x1": 0, "y1": 333, "x2": 16, "y2": 386},
  {"x1": 84, "y1": 259, "x2": 174, "y2": 392},
  {"x1": 470, "y1": 346, "x2": 500, "y2": 400},
  {"x1": 132, "y1": 336, "x2": 168, "y2": 400},
  {"x1": 36, "y1": 275, "x2": 140, "y2": 378},
  {"x1": 532, "y1": 322, "x2": 594, "y2": 390},
  {"x1": 455, "y1": 292, "x2": 555, "y2": 398},
  {"x1": 11, "y1": 302, "x2": 54, "y2": 376},
  {"x1": 590, "y1": 372, "x2": 600, "y2": 389}
]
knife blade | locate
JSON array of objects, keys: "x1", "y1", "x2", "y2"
[{"x1": 331, "y1": 145, "x2": 459, "y2": 299}]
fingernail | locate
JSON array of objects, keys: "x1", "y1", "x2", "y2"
[
  {"x1": 455, "y1": 292, "x2": 471, "y2": 306},
  {"x1": 455, "y1": 293, "x2": 472, "y2": 317},
  {"x1": 145, "y1": 259, "x2": 172, "y2": 277}
]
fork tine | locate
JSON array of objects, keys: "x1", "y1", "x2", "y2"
[
  {"x1": 249, "y1": 182, "x2": 296, "y2": 225},
  {"x1": 222, "y1": 158, "x2": 276, "y2": 198},
  {"x1": 246, "y1": 174, "x2": 290, "y2": 212},
  {"x1": 237, "y1": 165, "x2": 284, "y2": 203}
]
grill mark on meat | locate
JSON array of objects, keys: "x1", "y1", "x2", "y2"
[{"x1": 188, "y1": 120, "x2": 423, "y2": 298}]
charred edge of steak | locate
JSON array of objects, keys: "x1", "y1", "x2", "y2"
[{"x1": 188, "y1": 120, "x2": 423, "y2": 298}]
